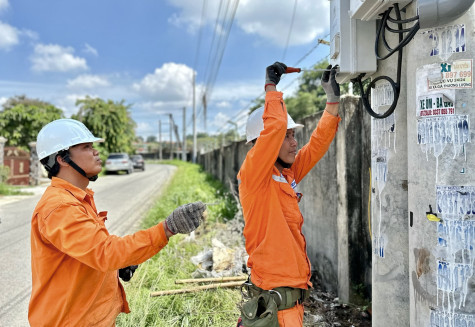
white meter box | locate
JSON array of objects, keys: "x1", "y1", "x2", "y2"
[
  {"x1": 350, "y1": 0, "x2": 412, "y2": 21},
  {"x1": 330, "y1": 0, "x2": 377, "y2": 83}
]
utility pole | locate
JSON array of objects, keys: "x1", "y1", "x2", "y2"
[
  {"x1": 158, "y1": 120, "x2": 162, "y2": 160},
  {"x1": 169, "y1": 114, "x2": 181, "y2": 152},
  {"x1": 169, "y1": 114, "x2": 173, "y2": 160},
  {"x1": 203, "y1": 93, "x2": 207, "y2": 132},
  {"x1": 192, "y1": 72, "x2": 197, "y2": 163},
  {"x1": 182, "y1": 107, "x2": 186, "y2": 161}
]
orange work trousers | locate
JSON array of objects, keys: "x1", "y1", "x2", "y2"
[
  {"x1": 237, "y1": 303, "x2": 304, "y2": 327},
  {"x1": 277, "y1": 303, "x2": 304, "y2": 327}
]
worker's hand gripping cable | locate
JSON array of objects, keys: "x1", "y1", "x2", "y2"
[{"x1": 164, "y1": 201, "x2": 207, "y2": 235}]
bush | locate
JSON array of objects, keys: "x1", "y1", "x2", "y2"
[{"x1": 0, "y1": 165, "x2": 10, "y2": 183}]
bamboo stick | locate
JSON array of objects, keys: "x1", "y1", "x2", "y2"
[
  {"x1": 175, "y1": 275, "x2": 247, "y2": 284},
  {"x1": 150, "y1": 281, "x2": 243, "y2": 297}
]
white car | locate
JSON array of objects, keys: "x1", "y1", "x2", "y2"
[{"x1": 105, "y1": 153, "x2": 134, "y2": 174}]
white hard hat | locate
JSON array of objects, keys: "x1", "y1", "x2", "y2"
[
  {"x1": 37, "y1": 119, "x2": 104, "y2": 160},
  {"x1": 245, "y1": 107, "x2": 303, "y2": 144}
]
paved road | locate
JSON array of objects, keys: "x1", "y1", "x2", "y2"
[{"x1": 0, "y1": 163, "x2": 176, "y2": 327}]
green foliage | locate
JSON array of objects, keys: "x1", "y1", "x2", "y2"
[
  {"x1": 0, "y1": 165, "x2": 9, "y2": 183},
  {"x1": 284, "y1": 60, "x2": 343, "y2": 120},
  {"x1": 0, "y1": 166, "x2": 33, "y2": 195},
  {"x1": 142, "y1": 161, "x2": 237, "y2": 228},
  {"x1": 72, "y1": 96, "x2": 136, "y2": 154},
  {"x1": 146, "y1": 135, "x2": 157, "y2": 143},
  {"x1": 0, "y1": 95, "x2": 64, "y2": 149},
  {"x1": 117, "y1": 161, "x2": 240, "y2": 326}
]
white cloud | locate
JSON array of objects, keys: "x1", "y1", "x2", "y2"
[
  {"x1": 136, "y1": 121, "x2": 157, "y2": 138},
  {"x1": 0, "y1": 96, "x2": 8, "y2": 107},
  {"x1": 67, "y1": 74, "x2": 110, "y2": 89},
  {"x1": 0, "y1": 21, "x2": 19, "y2": 50},
  {"x1": 216, "y1": 101, "x2": 230, "y2": 108},
  {"x1": 0, "y1": 0, "x2": 9, "y2": 12},
  {"x1": 166, "y1": 0, "x2": 329, "y2": 46},
  {"x1": 211, "y1": 112, "x2": 230, "y2": 128},
  {"x1": 30, "y1": 44, "x2": 88, "y2": 73},
  {"x1": 54, "y1": 93, "x2": 97, "y2": 118},
  {"x1": 133, "y1": 62, "x2": 195, "y2": 102},
  {"x1": 83, "y1": 43, "x2": 98, "y2": 56},
  {"x1": 236, "y1": 0, "x2": 329, "y2": 46}
]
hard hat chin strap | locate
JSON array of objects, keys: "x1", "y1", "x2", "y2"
[
  {"x1": 61, "y1": 153, "x2": 98, "y2": 182},
  {"x1": 276, "y1": 157, "x2": 291, "y2": 169}
]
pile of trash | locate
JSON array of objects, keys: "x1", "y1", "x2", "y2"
[{"x1": 189, "y1": 214, "x2": 248, "y2": 279}]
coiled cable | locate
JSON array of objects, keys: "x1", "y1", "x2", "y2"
[{"x1": 352, "y1": 3, "x2": 420, "y2": 119}]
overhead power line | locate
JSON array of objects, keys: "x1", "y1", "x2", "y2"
[
  {"x1": 188, "y1": 0, "x2": 240, "y2": 132},
  {"x1": 217, "y1": 36, "x2": 331, "y2": 135},
  {"x1": 282, "y1": 0, "x2": 298, "y2": 62}
]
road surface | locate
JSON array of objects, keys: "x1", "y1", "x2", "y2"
[{"x1": 0, "y1": 163, "x2": 176, "y2": 327}]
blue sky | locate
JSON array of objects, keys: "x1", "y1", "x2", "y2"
[{"x1": 0, "y1": 0, "x2": 331, "y2": 140}]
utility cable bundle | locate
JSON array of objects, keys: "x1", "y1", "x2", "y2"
[{"x1": 352, "y1": 3, "x2": 420, "y2": 119}]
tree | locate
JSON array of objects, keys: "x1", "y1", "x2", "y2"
[
  {"x1": 72, "y1": 96, "x2": 136, "y2": 154},
  {"x1": 0, "y1": 95, "x2": 64, "y2": 149},
  {"x1": 146, "y1": 135, "x2": 157, "y2": 143}
]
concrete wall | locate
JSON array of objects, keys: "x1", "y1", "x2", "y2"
[
  {"x1": 197, "y1": 96, "x2": 372, "y2": 302},
  {"x1": 369, "y1": 2, "x2": 475, "y2": 326}
]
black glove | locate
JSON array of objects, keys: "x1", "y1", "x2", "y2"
[
  {"x1": 322, "y1": 64, "x2": 340, "y2": 103},
  {"x1": 119, "y1": 265, "x2": 138, "y2": 282},
  {"x1": 265, "y1": 62, "x2": 287, "y2": 88}
]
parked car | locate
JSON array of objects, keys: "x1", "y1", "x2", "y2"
[
  {"x1": 131, "y1": 154, "x2": 145, "y2": 171},
  {"x1": 105, "y1": 153, "x2": 134, "y2": 174}
]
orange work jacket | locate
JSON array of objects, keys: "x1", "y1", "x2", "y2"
[
  {"x1": 237, "y1": 91, "x2": 340, "y2": 291},
  {"x1": 29, "y1": 177, "x2": 168, "y2": 327}
]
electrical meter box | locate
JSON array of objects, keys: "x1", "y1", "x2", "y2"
[
  {"x1": 350, "y1": 0, "x2": 412, "y2": 20},
  {"x1": 330, "y1": 0, "x2": 377, "y2": 83}
]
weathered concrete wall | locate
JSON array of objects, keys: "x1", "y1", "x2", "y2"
[{"x1": 197, "y1": 96, "x2": 372, "y2": 302}]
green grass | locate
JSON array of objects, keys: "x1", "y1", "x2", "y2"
[
  {"x1": 0, "y1": 183, "x2": 34, "y2": 195},
  {"x1": 116, "y1": 160, "x2": 241, "y2": 327}
]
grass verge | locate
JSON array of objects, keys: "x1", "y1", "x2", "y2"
[
  {"x1": 116, "y1": 160, "x2": 241, "y2": 327},
  {"x1": 0, "y1": 183, "x2": 34, "y2": 195}
]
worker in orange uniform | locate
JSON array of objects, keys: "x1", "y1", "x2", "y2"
[
  {"x1": 237, "y1": 62, "x2": 340, "y2": 327},
  {"x1": 28, "y1": 118, "x2": 206, "y2": 327}
]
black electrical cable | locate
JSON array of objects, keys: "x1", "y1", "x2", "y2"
[{"x1": 352, "y1": 3, "x2": 420, "y2": 119}]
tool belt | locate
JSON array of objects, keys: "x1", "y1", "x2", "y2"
[
  {"x1": 242, "y1": 282, "x2": 310, "y2": 311},
  {"x1": 239, "y1": 279, "x2": 311, "y2": 327}
]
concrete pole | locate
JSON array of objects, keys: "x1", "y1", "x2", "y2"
[
  {"x1": 405, "y1": 5, "x2": 475, "y2": 326},
  {"x1": 370, "y1": 11, "x2": 409, "y2": 327},
  {"x1": 0, "y1": 137, "x2": 6, "y2": 167},
  {"x1": 192, "y1": 72, "x2": 197, "y2": 163},
  {"x1": 158, "y1": 120, "x2": 162, "y2": 160},
  {"x1": 28, "y1": 141, "x2": 40, "y2": 186},
  {"x1": 182, "y1": 107, "x2": 186, "y2": 161},
  {"x1": 203, "y1": 93, "x2": 207, "y2": 132},
  {"x1": 169, "y1": 114, "x2": 173, "y2": 160}
]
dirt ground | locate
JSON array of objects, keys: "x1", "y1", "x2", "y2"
[{"x1": 303, "y1": 276, "x2": 372, "y2": 327}]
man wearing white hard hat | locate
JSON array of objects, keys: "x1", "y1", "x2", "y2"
[
  {"x1": 29, "y1": 119, "x2": 206, "y2": 326},
  {"x1": 237, "y1": 62, "x2": 341, "y2": 327}
]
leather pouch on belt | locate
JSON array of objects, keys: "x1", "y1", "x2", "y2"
[{"x1": 240, "y1": 292, "x2": 279, "y2": 327}]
